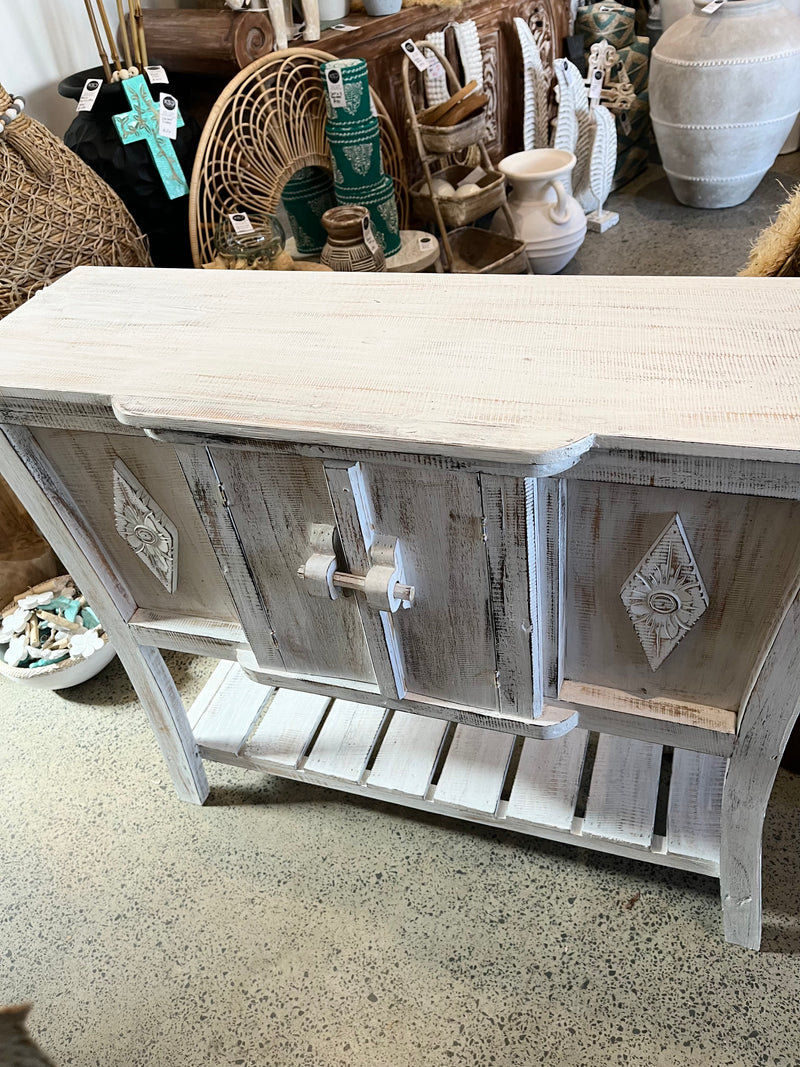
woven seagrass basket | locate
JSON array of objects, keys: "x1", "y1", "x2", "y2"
[{"x1": 0, "y1": 82, "x2": 151, "y2": 320}]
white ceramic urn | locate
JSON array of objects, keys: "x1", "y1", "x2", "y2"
[
  {"x1": 651, "y1": 0, "x2": 800, "y2": 209},
  {"x1": 492, "y1": 149, "x2": 587, "y2": 274}
]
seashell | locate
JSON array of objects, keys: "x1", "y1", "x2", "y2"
[{"x1": 4, "y1": 634, "x2": 27, "y2": 666}]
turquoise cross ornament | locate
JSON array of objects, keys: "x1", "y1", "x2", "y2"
[{"x1": 112, "y1": 74, "x2": 188, "y2": 200}]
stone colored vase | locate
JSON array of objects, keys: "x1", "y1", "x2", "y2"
[
  {"x1": 492, "y1": 149, "x2": 587, "y2": 274},
  {"x1": 651, "y1": 0, "x2": 800, "y2": 209},
  {"x1": 320, "y1": 205, "x2": 386, "y2": 271}
]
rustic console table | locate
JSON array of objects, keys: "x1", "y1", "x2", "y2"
[{"x1": 2, "y1": 268, "x2": 799, "y2": 950}]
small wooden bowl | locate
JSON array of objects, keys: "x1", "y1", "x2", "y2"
[
  {"x1": 416, "y1": 111, "x2": 487, "y2": 154},
  {"x1": 411, "y1": 165, "x2": 506, "y2": 228},
  {"x1": 447, "y1": 227, "x2": 528, "y2": 275}
]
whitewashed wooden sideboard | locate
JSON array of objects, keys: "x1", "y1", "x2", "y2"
[{"x1": 2, "y1": 268, "x2": 800, "y2": 950}]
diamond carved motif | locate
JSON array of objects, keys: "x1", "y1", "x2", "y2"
[
  {"x1": 620, "y1": 514, "x2": 708, "y2": 672},
  {"x1": 113, "y1": 459, "x2": 178, "y2": 593}
]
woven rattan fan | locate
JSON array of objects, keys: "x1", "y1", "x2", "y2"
[{"x1": 189, "y1": 48, "x2": 409, "y2": 268}]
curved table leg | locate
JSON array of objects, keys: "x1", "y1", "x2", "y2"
[
  {"x1": 0, "y1": 424, "x2": 209, "y2": 806},
  {"x1": 720, "y1": 595, "x2": 800, "y2": 949}
]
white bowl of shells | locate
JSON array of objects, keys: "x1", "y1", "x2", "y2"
[{"x1": 0, "y1": 575, "x2": 115, "y2": 690}]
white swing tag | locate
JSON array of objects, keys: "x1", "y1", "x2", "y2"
[
  {"x1": 158, "y1": 93, "x2": 179, "y2": 139},
  {"x1": 331, "y1": 23, "x2": 360, "y2": 30},
  {"x1": 325, "y1": 68, "x2": 347, "y2": 109},
  {"x1": 427, "y1": 58, "x2": 445, "y2": 80},
  {"x1": 362, "y1": 216, "x2": 380, "y2": 255},
  {"x1": 229, "y1": 212, "x2": 255, "y2": 235},
  {"x1": 619, "y1": 110, "x2": 632, "y2": 136},
  {"x1": 401, "y1": 39, "x2": 430, "y2": 72},
  {"x1": 701, "y1": 0, "x2": 727, "y2": 12},
  {"x1": 145, "y1": 65, "x2": 169, "y2": 85},
  {"x1": 369, "y1": 95, "x2": 378, "y2": 117},
  {"x1": 588, "y1": 68, "x2": 604, "y2": 101},
  {"x1": 77, "y1": 78, "x2": 103, "y2": 113}
]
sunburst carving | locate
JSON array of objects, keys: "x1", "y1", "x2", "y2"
[
  {"x1": 620, "y1": 515, "x2": 708, "y2": 671},
  {"x1": 113, "y1": 459, "x2": 178, "y2": 593}
]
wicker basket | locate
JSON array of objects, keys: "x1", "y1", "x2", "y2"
[
  {"x1": 0, "y1": 82, "x2": 150, "y2": 320},
  {"x1": 411, "y1": 165, "x2": 506, "y2": 227},
  {"x1": 416, "y1": 111, "x2": 487, "y2": 155},
  {"x1": 447, "y1": 227, "x2": 528, "y2": 275}
]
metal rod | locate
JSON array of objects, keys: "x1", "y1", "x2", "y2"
[{"x1": 82, "y1": 0, "x2": 113, "y2": 82}]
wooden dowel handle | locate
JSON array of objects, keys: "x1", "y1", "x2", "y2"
[{"x1": 298, "y1": 565, "x2": 415, "y2": 605}]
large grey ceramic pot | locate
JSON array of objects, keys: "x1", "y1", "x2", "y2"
[{"x1": 650, "y1": 0, "x2": 800, "y2": 208}]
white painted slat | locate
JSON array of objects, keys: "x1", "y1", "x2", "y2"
[
  {"x1": 304, "y1": 699, "x2": 387, "y2": 782},
  {"x1": 193, "y1": 664, "x2": 273, "y2": 755},
  {"x1": 667, "y1": 749, "x2": 727, "y2": 863},
  {"x1": 366, "y1": 711, "x2": 448, "y2": 798},
  {"x1": 506, "y1": 729, "x2": 589, "y2": 830},
  {"x1": 188, "y1": 660, "x2": 233, "y2": 732},
  {"x1": 583, "y1": 736, "x2": 662, "y2": 848},
  {"x1": 434, "y1": 725, "x2": 515, "y2": 814},
  {"x1": 245, "y1": 689, "x2": 330, "y2": 769}
]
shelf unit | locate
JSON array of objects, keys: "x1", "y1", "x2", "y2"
[{"x1": 191, "y1": 661, "x2": 726, "y2": 879}]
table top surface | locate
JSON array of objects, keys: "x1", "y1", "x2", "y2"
[{"x1": 1, "y1": 267, "x2": 799, "y2": 468}]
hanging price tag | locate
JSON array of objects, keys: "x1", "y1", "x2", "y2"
[
  {"x1": 145, "y1": 65, "x2": 169, "y2": 85},
  {"x1": 427, "y1": 58, "x2": 445, "y2": 80},
  {"x1": 325, "y1": 68, "x2": 347, "y2": 109},
  {"x1": 619, "y1": 110, "x2": 632, "y2": 136},
  {"x1": 158, "y1": 93, "x2": 179, "y2": 139},
  {"x1": 369, "y1": 95, "x2": 378, "y2": 117},
  {"x1": 701, "y1": 0, "x2": 727, "y2": 11},
  {"x1": 77, "y1": 78, "x2": 103, "y2": 113},
  {"x1": 229, "y1": 212, "x2": 255, "y2": 235},
  {"x1": 401, "y1": 39, "x2": 430, "y2": 72},
  {"x1": 331, "y1": 23, "x2": 360, "y2": 30},
  {"x1": 362, "y1": 216, "x2": 380, "y2": 255},
  {"x1": 588, "y1": 68, "x2": 604, "y2": 101}
]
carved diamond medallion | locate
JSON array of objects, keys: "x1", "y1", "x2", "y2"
[
  {"x1": 620, "y1": 514, "x2": 708, "y2": 671},
  {"x1": 113, "y1": 459, "x2": 178, "y2": 593}
]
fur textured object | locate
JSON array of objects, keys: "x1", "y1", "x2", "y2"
[
  {"x1": 739, "y1": 183, "x2": 800, "y2": 277},
  {"x1": 0, "y1": 1006, "x2": 55, "y2": 1067}
]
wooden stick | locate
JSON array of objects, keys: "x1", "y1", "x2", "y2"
[
  {"x1": 95, "y1": 0, "x2": 123, "y2": 73},
  {"x1": 115, "y1": 0, "x2": 133, "y2": 69},
  {"x1": 133, "y1": 0, "x2": 148, "y2": 69},
  {"x1": 128, "y1": 0, "x2": 142, "y2": 68},
  {"x1": 82, "y1": 0, "x2": 113, "y2": 82}
]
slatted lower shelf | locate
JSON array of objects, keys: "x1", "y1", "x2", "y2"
[{"x1": 190, "y1": 663, "x2": 727, "y2": 878}]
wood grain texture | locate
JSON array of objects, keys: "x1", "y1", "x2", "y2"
[
  {"x1": 560, "y1": 680, "x2": 736, "y2": 736},
  {"x1": 246, "y1": 688, "x2": 330, "y2": 770},
  {"x1": 506, "y1": 728, "x2": 588, "y2": 830},
  {"x1": 207, "y1": 447, "x2": 375, "y2": 685},
  {"x1": 357, "y1": 462, "x2": 498, "y2": 712},
  {"x1": 304, "y1": 699, "x2": 387, "y2": 782},
  {"x1": 0, "y1": 424, "x2": 208, "y2": 804},
  {"x1": 583, "y1": 736, "x2": 662, "y2": 848},
  {"x1": 366, "y1": 710, "x2": 448, "y2": 798},
  {"x1": 324, "y1": 463, "x2": 404, "y2": 701},
  {"x1": 30, "y1": 427, "x2": 237, "y2": 622},
  {"x1": 434, "y1": 724, "x2": 515, "y2": 814},
  {"x1": 564, "y1": 481, "x2": 800, "y2": 713},
  {"x1": 667, "y1": 749, "x2": 727, "y2": 864},
  {"x1": 479, "y1": 474, "x2": 537, "y2": 717},
  {"x1": 192, "y1": 665, "x2": 272, "y2": 757},
  {"x1": 2, "y1": 270, "x2": 800, "y2": 469},
  {"x1": 720, "y1": 591, "x2": 800, "y2": 948}
]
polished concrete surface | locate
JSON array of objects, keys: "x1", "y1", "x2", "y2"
[{"x1": 3, "y1": 160, "x2": 800, "y2": 1066}]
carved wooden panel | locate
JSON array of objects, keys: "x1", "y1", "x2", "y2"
[
  {"x1": 114, "y1": 459, "x2": 178, "y2": 594},
  {"x1": 30, "y1": 427, "x2": 239, "y2": 623},
  {"x1": 564, "y1": 481, "x2": 800, "y2": 713}
]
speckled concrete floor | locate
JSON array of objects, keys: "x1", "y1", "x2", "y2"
[
  {"x1": 3, "y1": 653, "x2": 800, "y2": 1067},
  {"x1": 4, "y1": 161, "x2": 800, "y2": 1067}
]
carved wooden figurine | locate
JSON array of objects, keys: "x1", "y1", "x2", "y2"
[{"x1": 2, "y1": 267, "x2": 800, "y2": 953}]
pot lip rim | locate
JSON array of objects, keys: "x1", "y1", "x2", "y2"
[
  {"x1": 690, "y1": 0, "x2": 782, "y2": 9},
  {"x1": 498, "y1": 149, "x2": 577, "y2": 181}
]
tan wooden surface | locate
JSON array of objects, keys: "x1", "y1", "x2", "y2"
[{"x1": 2, "y1": 269, "x2": 800, "y2": 469}]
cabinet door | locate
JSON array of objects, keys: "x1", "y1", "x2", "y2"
[
  {"x1": 205, "y1": 447, "x2": 376, "y2": 686},
  {"x1": 327, "y1": 462, "x2": 509, "y2": 715}
]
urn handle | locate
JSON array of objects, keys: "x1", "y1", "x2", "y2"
[{"x1": 547, "y1": 179, "x2": 570, "y2": 225}]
